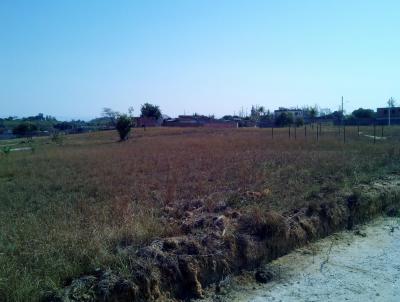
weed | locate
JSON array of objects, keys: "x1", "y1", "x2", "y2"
[
  {"x1": 1, "y1": 146, "x2": 11, "y2": 155},
  {"x1": 51, "y1": 131, "x2": 65, "y2": 145}
]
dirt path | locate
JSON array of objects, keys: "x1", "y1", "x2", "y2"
[
  {"x1": 205, "y1": 217, "x2": 400, "y2": 302},
  {"x1": 10, "y1": 147, "x2": 32, "y2": 152}
]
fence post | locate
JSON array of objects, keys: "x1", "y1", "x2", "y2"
[
  {"x1": 295, "y1": 126, "x2": 297, "y2": 140},
  {"x1": 381, "y1": 125, "x2": 384, "y2": 137},
  {"x1": 374, "y1": 123, "x2": 376, "y2": 144},
  {"x1": 343, "y1": 124, "x2": 346, "y2": 143},
  {"x1": 316, "y1": 125, "x2": 319, "y2": 141},
  {"x1": 289, "y1": 126, "x2": 291, "y2": 139},
  {"x1": 305, "y1": 125, "x2": 307, "y2": 137},
  {"x1": 271, "y1": 126, "x2": 274, "y2": 139}
]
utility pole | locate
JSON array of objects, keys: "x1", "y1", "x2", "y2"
[
  {"x1": 343, "y1": 124, "x2": 346, "y2": 143},
  {"x1": 387, "y1": 97, "x2": 396, "y2": 126},
  {"x1": 341, "y1": 96, "x2": 344, "y2": 126},
  {"x1": 342, "y1": 96, "x2": 344, "y2": 114},
  {"x1": 341, "y1": 96, "x2": 344, "y2": 140}
]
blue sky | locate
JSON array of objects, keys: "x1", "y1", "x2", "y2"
[{"x1": 1, "y1": 0, "x2": 399, "y2": 120}]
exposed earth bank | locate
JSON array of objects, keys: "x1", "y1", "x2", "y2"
[
  {"x1": 203, "y1": 216, "x2": 400, "y2": 302},
  {"x1": 45, "y1": 176, "x2": 400, "y2": 301}
]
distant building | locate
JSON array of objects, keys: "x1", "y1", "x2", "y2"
[
  {"x1": 319, "y1": 108, "x2": 332, "y2": 116},
  {"x1": 257, "y1": 119, "x2": 274, "y2": 128},
  {"x1": 163, "y1": 115, "x2": 238, "y2": 128},
  {"x1": 135, "y1": 117, "x2": 160, "y2": 127},
  {"x1": 203, "y1": 122, "x2": 238, "y2": 128},
  {"x1": 376, "y1": 107, "x2": 400, "y2": 119},
  {"x1": 0, "y1": 129, "x2": 16, "y2": 140},
  {"x1": 163, "y1": 118, "x2": 200, "y2": 127},
  {"x1": 376, "y1": 107, "x2": 400, "y2": 125},
  {"x1": 274, "y1": 107, "x2": 305, "y2": 119}
]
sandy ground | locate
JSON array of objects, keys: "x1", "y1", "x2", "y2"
[
  {"x1": 364, "y1": 134, "x2": 386, "y2": 140},
  {"x1": 10, "y1": 147, "x2": 32, "y2": 152},
  {"x1": 203, "y1": 217, "x2": 400, "y2": 302}
]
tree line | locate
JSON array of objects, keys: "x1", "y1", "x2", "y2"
[{"x1": 0, "y1": 103, "x2": 162, "y2": 139}]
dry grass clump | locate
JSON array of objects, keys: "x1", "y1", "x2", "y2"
[
  {"x1": 239, "y1": 208, "x2": 287, "y2": 239},
  {"x1": 0, "y1": 126, "x2": 399, "y2": 301}
]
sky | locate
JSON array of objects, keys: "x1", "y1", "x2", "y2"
[{"x1": 1, "y1": 0, "x2": 399, "y2": 120}]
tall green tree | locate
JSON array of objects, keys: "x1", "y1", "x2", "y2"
[
  {"x1": 351, "y1": 108, "x2": 375, "y2": 119},
  {"x1": 308, "y1": 106, "x2": 318, "y2": 124},
  {"x1": 140, "y1": 103, "x2": 161, "y2": 119}
]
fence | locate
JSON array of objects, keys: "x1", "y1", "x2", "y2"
[{"x1": 266, "y1": 123, "x2": 400, "y2": 144}]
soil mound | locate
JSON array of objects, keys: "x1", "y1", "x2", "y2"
[{"x1": 45, "y1": 176, "x2": 400, "y2": 301}]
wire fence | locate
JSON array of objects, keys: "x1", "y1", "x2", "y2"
[{"x1": 266, "y1": 123, "x2": 400, "y2": 144}]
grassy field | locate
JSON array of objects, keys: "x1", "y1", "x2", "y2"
[{"x1": 0, "y1": 126, "x2": 399, "y2": 301}]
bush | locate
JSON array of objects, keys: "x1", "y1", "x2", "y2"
[
  {"x1": 51, "y1": 131, "x2": 65, "y2": 145},
  {"x1": 1, "y1": 146, "x2": 11, "y2": 155},
  {"x1": 295, "y1": 117, "x2": 304, "y2": 127},
  {"x1": 12, "y1": 122, "x2": 38, "y2": 137},
  {"x1": 116, "y1": 114, "x2": 132, "y2": 141},
  {"x1": 352, "y1": 108, "x2": 375, "y2": 119},
  {"x1": 275, "y1": 112, "x2": 293, "y2": 127},
  {"x1": 54, "y1": 122, "x2": 73, "y2": 131}
]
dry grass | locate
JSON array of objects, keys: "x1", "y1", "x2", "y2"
[{"x1": 0, "y1": 126, "x2": 399, "y2": 301}]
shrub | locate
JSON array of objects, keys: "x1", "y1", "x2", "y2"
[
  {"x1": 295, "y1": 117, "x2": 304, "y2": 127},
  {"x1": 239, "y1": 209, "x2": 287, "y2": 239},
  {"x1": 12, "y1": 122, "x2": 38, "y2": 137},
  {"x1": 352, "y1": 108, "x2": 375, "y2": 119},
  {"x1": 116, "y1": 114, "x2": 132, "y2": 141},
  {"x1": 51, "y1": 131, "x2": 65, "y2": 145},
  {"x1": 275, "y1": 112, "x2": 293, "y2": 127},
  {"x1": 1, "y1": 146, "x2": 11, "y2": 155}
]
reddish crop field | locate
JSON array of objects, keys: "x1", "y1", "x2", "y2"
[{"x1": 0, "y1": 126, "x2": 399, "y2": 301}]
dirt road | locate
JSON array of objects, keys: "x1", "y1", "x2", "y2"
[{"x1": 206, "y1": 217, "x2": 400, "y2": 302}]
